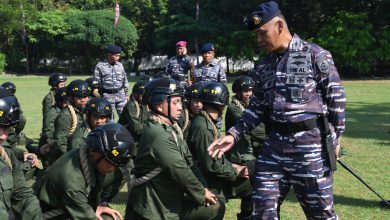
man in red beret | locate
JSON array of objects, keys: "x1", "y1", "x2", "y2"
[{"x1": 166, "y1": 40, "x2": 194, "y2": 88}]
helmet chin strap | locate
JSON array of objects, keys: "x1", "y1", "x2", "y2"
[{"x1": 151, "y1": 96, "x2": 178, "y2": 124}]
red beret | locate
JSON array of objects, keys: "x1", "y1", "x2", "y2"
[{"x1": 176, "y1": 41, "x2": 187, "y2": 47}]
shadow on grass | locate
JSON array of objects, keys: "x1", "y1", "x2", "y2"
[
  {"x1": 282, "y1": 190, "x2": 384, "y2": 209},
  {"x1": 344, "y1": 102, "x2": 390, "y2": 146}
]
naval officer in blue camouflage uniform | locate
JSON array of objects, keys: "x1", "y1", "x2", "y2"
[
  {"x1": 166, "y1": 40, "x2": 194, "y2": 88},
  {"x1": 194, "y1": 43, "x2": 227, "y2": 84},
  {"x1": 94, "y1": 44, "x2": 129, "y2": 116},
  {"x1": 208, "y1": 1, "x2": 346, "y2": 219}
]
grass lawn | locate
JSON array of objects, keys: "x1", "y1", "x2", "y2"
[{"x1": 1, "y1": 75, "x2": 390, "y2": 219}]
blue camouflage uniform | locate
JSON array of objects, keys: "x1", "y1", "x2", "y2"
[
  {"x1": 94, "y1": 60, "x2": 129, "y2": 115},
  {"x1": 228, "y1": 33, "x2": 346, "y2": 219},
  {"x1": 194, "y1": 60, "x2": 227, "y2": 83},
  {"x1": 166, "y1": 55, "x2": 193, "y2": 88}
]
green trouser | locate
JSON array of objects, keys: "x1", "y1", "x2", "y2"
[{"x1": 125, "y1": 200, "x2": 225, "y2": 220}]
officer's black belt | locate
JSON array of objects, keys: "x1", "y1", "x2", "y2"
[
  {"x1": 270, "y1": 117, "x2": 319, "y2": 135},
  {"x1": 101, "y1": 88, "x2": 122, "y2": 94}
]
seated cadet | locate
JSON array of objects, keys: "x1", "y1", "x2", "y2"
[
  {"x1": 0, "y1": 87, "x2": 43, "y2": 220},
  {"x1": 1, "y1": 82, "x2": 39, "y2": 183},
  {"x1": 118, "y1": 78, "x2": 151, "y2": 142},
  {"x1": 42, "y1": 73, "x2": 67, "y2": 117},
  {"x1": 85, "y1": 77, "x2": 101, "y2": 98},
  {"x1": 225, "y1": 75, "x2": 266, "y2": 165},
  {"x1": 48, "y1": 80, "x2": 90, "y2": 165},
  {"x1": 39, "y1": 87, "x2": 67, "y2": 156},
  {"x1": 125, "y1": 77, "x2": 224, "y2": 220},
  {"x1": 35, "y1": 123, "x2": 134, "y2": 220},
  {"x1": 186, "y1": 82, "x2": 253, "y2": 220},
  {"x1": 193, "y1": 43, "x2": 226, "y2": 84},
  {"x1": 181, "y1": 81, "x2": 205, "y2": 139}
]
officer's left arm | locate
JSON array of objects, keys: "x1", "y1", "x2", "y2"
[
  {"x1": 9, "y1": 149, "x2": 43, "y2": 220},
  {"x1": 121, "y1": 65, "x2": 129, "y2": 96},
  {"x1": 316, "y1": 51, "x2": 346, "y2": 145},
  {"x1": 218, "y1": 65, "x2": 227, "y2": 83}
]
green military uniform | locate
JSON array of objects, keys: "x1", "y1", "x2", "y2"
[
  {"x1": 118, "y1": 98, "x2": 148, "y2": 142},
  {"x1": 35, "y1": 148, "x2": 117, "y2": 220},
  {"x1": 0, "y1": 146, "x2": 43, "y2": 220},
  {"x1": 126, "y1": 119, "x2": 223, "y2": 220},
  {"x1": 48, "y1": 105, "x2": 85, "y2": 164},
  {"x1": 39, "y1": 105, "x2": 62, "y2": 148},
  {"x1": 187, "y1": 112, "x2": 252, "y2": 217},
  {"x1": 225, "y1": 97, "x2": 266, "y2": 165},
  {"x1": 42, "y1": 90, "x2": 55, "y2": 118},
  {"x1": 67, "y1": 122, "x2": 128, "y2": 208}
]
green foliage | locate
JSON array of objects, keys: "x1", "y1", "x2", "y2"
[
  {"x1": 0, "y1": 52, "x2": 6, "y2": 73},
  {"x1": 375, "y1": 27, "x2": 390, "y2": 63},
  {"x1": 314, "y1": 11, "x2": 376, "y2": 76},
  {"x1": 62, "y1": 9, "x2": 138, "y2": 72},
  {"x1": 26, "y1": 11, "x2": 69, "y2": 44}
]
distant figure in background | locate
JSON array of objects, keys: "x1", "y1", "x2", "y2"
[
  {"x1": 194, "y1": 43, "x2": 226, "y2": 84},
  {"x1": 94, "y1": 44, "x2": 129, "y2": 116},
  {"x1": 166, "y1": 40, "x2": 194, "y2": 88}
]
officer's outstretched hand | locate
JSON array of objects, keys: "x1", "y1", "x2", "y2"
[
  {"x1": 208, "y1": 135, "x2": 235, "y2": 159},
  {"x1": 96, "y1": 206, "x2": 123, "y2": 220},
  {"x1": 204, "y1": 188, "x2": 218, "y2": 207}
]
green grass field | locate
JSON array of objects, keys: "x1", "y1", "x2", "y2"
[{"x1": 1, "y1": 75, "x2": 389, "y2": 219}]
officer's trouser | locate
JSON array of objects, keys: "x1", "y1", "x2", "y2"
[
  {"x1": 252, "y1": 129, "x2": 338, "y2": 220},
  {"x1": 103, "y1": 90, "x2": 127, "y2": 117}
]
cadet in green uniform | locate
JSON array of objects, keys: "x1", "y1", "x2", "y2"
[
  {"x1": 181, "y1": 82, "x2": 204, "y2": 139},
  {"x1": 42, "y1": 73, "x2": 67, "y2": 118},
  {"x1": 35, "y1": 123, "x2": 134, "y2": 220},
  {"x1": 118, "y1": 78, "x2": 150, "y2": 142},
  {"x1": 39, "y1": 87, "x2": 67, "y2": 156},
  {"x1": 225, "y1": 76, "x2": 266, "y2": 165},
  {"x1": 187, "y1": 82, "x2": 253, "y2": 220},
  {"x1": 125, "y1": 77, "x2": 224, "y2": 220},
  {"x1": 85, "y1": 77, "x2": 101, "y2": 98},
  {"x1": 48, "y1": 80, "x2": 90, "y2": 165},
  {"x1": 0, "y1": 87, "x2": 43, "y2": 220},
  {"x1": 68, "y1": 97, "x2": 112, "y2": 150}
]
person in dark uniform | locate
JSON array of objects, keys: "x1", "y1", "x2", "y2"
[
  {"x1": 35, "y1": 123, "x2": 134, "y2": 220},
  {"x1": 225, "y1": 76, "x2": 266, "y2": 165},
  {"x1": 85, "y1": 77, "x2": 101, "y2": 98},
  {"x1": 94, "y1": 44, "x2": 129, "y2": 116},
  {"x1": 166, "y1": 40, "x2": 194, "y2": 88},
  {"x1": 42, "y1": 73, "x2": 67, "y2": 117},
  {"x1": 193, "y1": 43, "x2": 226, "y2": 84},
  {"x1": 0, "y1": 87, "x2": 43, "y2": 220},
  {"x1": 48, "y1": 80, "x2": 90, "y2": 165},
  {"x1": 187, "y1": 82, "x2": 253, "y2": 220},
  {"x1": 208, "y1": 1, "x2": 346, "y2": 219},
  {"x1": 125, "y1": 77, "x2": 224, "y2": 220}
]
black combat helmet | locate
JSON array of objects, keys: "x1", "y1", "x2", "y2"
[
  {"x1": 232, "y1": 75, "x2": 255, "y2": 93},
  {"x1": 66, "y1": 79, "x2": 91, "y2": 98},
  {"x1": 86, "y1": 123, "x2": 135, "y2": 167},
  {"x1": 154, "y1": 71, "x2": 171, "y2": 79},
  {"x1": 1, "y1": 82, "x2": 16, "y2": 94},
  {"x1": 85, "y1": 97, "x2": 112, "y2": 118},
  {"x1": 0, "y1": 88, "x2": 20, "y2": 127},
  {"x1": 132, "y1": 80, "x2": 147, "y2": 95},
  {"x1": 85, "y1": 77, "x2": 101, "y2": 89},
  {"x1": 54, "y1": 87, "x2": 68, "y2": 105},
  {"x1": 199, "y1": 82, "x2": 229, "y2": 106},
  {"x1": 48, "y1": 73, "x2": 67, "y2": 87},
  {"x1": 185, "y1": 82, "x2": 205, "y2": 99},
  {"x1": 143, "y1": 77, "x2": 184, "y2": 105}
]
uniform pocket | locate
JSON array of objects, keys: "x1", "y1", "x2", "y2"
[{"x1": 0, "y1": 172, "x2": 13, "y2": 210}]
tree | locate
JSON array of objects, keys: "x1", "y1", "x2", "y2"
[
  {"x1": 314, "y1": 11, "x2": 375, "y2": 76},
  {"x1": 63, "y1": 9, "x2": 138, "y2": 73}
]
